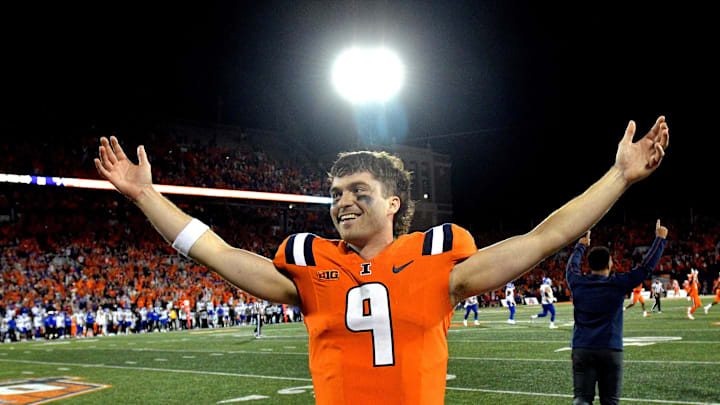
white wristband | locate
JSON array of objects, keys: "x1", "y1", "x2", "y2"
[{"x1": 172, "y1": 218, "x2": 209, "y2": 257}]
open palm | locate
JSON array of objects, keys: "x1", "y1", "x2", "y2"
[
  {"x1": 614, "y1": 116, "x2": 669, "y2": 184},
  {"x1": 94, "y1": 136, "x2": 152, "y2": 202}
]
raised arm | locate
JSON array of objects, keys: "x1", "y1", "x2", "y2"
[
  {"x1": 94, "y1": 136, "x2": 300, "y2": 306},
  {"x1": 621, "y1": 220, "x2": 668, "y2": 289},
  {"x1": 566, "y1": 231, "x2": 590, "y2": 281},
  {"x1": 449, "y1": 117, "x2": 669, "y2": 305}
]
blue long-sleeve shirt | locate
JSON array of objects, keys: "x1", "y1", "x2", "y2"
[{"x1": 566, "y1": 237, "x2": 667, "y2": 350}]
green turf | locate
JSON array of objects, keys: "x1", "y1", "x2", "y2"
[{"x1": 1, "y1": 297, "x2": 718, "y2": 404}]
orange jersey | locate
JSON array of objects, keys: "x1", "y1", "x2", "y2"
[
  {"x1": 688, "y1": 279, "x2": 700, "y2": 298},
  {"x1": 631, "y1": 284, "x2": 644, "y2": 304},
  {"x1": 273, "y1": 223, "x2": 477, "y2": 405}
]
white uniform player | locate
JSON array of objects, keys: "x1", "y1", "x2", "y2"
[
  {"x1": 531, "y1": 278, "x2": 558, "y2": 328},
  {"x1": 506, "y1": 282, "x2": 516, "y2": 324},
  {"x1": 463, "y1": 295, "x2": 479, "y2": 326}
]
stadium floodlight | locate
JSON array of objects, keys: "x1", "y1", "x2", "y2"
[
  {"x1": 331, "y1": 47, "x2": 404, "y2": 104},
  {"x1": 0, "y1": 173, "x2": 332, "y2": 205}
]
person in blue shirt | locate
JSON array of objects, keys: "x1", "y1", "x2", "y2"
[
  {"x1": 45, "y1": 311, "x2": 55, "y2": 339},
  {"x1": 566, "y1": 220, "x2": 667, "y2": 405},
  {"x1": 64, "y1": 312, "x2": 72, "y2": 337},
  {"x1": 85, "y1": 310, "x2": 95, "y2": 337},
  {"x1": 7, "y1": 316, "x2": 17, "y2": 342}
]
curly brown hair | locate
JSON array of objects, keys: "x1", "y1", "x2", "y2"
[{"x1": 329, "y1": 151, "x2": 415, "y2": 238}]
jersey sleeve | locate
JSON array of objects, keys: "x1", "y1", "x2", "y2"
[
  {"x1": 449, "y1": 224, "x2": 477, "y2": 263},
  {"x1": 273, "y1": 235, "x2": 291, "y2": 272},
  {"x1": 273, "y1": 233, "x2": 319, "y2": 271},
  {"x1": 420, "y1": 223, "x2": 477, "y2": 262}
]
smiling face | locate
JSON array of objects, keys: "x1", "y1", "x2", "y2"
[
  {"x1": 329, "y1": 171, "x2": 399, "y2": 249},
  {"x1": 328, "y1": 151, "x2": 415, "y2": 239}
]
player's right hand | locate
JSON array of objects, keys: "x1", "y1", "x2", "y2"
[{"x1": 94, "y1": 136, "x2": 153, "y2": 202}]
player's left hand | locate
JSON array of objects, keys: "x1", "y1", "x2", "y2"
[
  {"x1": 552, "y1": 297, "x2": 557, "y2": 303},
  {"x1": 614, "y1": 116, "x2": 669, "y2": 185},
  {"x1": 655, "y1": 219, "x2": 669, "y2": 239},
  {"x1": 578, "y1": 231, "x2": 591, "y2": 246}
]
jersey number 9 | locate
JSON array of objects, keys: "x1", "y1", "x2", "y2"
[{"x1": 345, "y1": 282, "x2": 395, "y2": 367}]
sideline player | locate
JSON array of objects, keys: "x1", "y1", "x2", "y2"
[
  {"x1": 505, "y1": 282, "x2": 517, "y2": 325},
  {"x1": 671, "y1": 278, "x2": 680, "y2": 298},
  {"x1": 532, "y1": 277, "x2": 558, "y2": 328},
  {"x1": 704, "y1": 273, "x2": 720, "y2": 314},
  {"x1": 623, "y1": 284, "x2": 650, "y2": 317},
  {"x1": 686, "y1": 269, "x2": 702, "y2": 320},
  {"x1": 94, "y1": 116, "x2": 668, "y2": 404},
  {"x1": 463, "y1": 295, "x2": 479, "y2": 326}
]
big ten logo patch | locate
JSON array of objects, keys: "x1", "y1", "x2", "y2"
[
  {"x1": 317, "y1": 270, "x2": 339, "y2": 281},
  {"x1": 0, "y1": 376, "x2": 109, "y2": 404}
]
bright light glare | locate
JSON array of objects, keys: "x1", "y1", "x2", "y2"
[
  {"x1": 0, "y1": 173, "x2": 332, "y2": 205},
  {"x1": 332, "y1": 47, "x2": 404, "y2": 104}
]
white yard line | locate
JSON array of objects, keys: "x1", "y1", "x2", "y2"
[
  {"x1": 445, "y1": 386, "x2": 720, "y2": 405},
  {"x1": 2, "y1": 358, "x2": 717, "y2": 404},
  {"x1": 0, "y1": 358, "x2": 312, "y2": 382},
  {"x1": 448, "y1": 356, "x2": 720, "y2": 365},
  {"x1": 6, "y1": 345, "x2": 718, "y2": 364}
]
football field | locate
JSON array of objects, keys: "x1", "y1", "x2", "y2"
[{"x1": 1, "y1": 297, "x2": 719, "y2": 404}]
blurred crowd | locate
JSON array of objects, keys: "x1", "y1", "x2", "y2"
[
  {"x1": 2, "y1": 126, "x2": 720, "y2": 343},
  {"x1": 0, "y1": 183, "x2": 330, "y2": 342},
  {"x1": 0, "y1": 125, "x2": 328, "y2": 197}
]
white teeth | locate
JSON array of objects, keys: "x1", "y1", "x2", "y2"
[{"x1": 339, "y1": 214, "x2": 359, "y2": 221}]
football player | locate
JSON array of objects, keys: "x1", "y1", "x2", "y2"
[
  {"x1": 686, "y1": 269, "x2": 702, "y2": 320},
  {"x1": 531, "y1": 277, "x2": 558, "y2": 328},
  {"x1": 95, "y1": 116, "x2": 669, "y2": 404},
  {"x1": 85, "y1": 308, "x2": 95, "y2": 336},
  {"x1": 671, "y1": 278, "x2": 680, "y2": 298},
  {"x1": 463, "y1": 295, "x2": 479, "y2": 326},
  {"x1": 505, "y1": 282, "x2": 517, "y2": 324},
  {"x1": 704, "y1": 273, "x2": 720, "y2": 314},
  {"x1": 623, "y1": 283, "x2": 650, "y2": 317}
]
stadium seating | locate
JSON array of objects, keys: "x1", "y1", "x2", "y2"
[{"x1": 2, "y1": 126, "x2": 719, "y2": 342}]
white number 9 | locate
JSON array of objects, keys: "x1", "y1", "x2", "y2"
[{"x1": 345, "y1": 282, "x2": 395, "y2": 366}]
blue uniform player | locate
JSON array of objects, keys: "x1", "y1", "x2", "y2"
[
  {"x1": 85, "y1": 310, "x2": 95, "y2": 337},
  {"x1": 506, "y1": 283, "x2": 517, "y2": 324},
  {"x1": 532, "y1": 277, "x2": 558, "y2": 328}
]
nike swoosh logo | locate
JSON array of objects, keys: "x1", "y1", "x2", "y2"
[{"x1": 392, "y1": 260, "x2": 414, "y2": 273}]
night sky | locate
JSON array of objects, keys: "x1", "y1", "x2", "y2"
[{"x1": 2, "y1": 2, "x2": 716, "y2": 232}]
